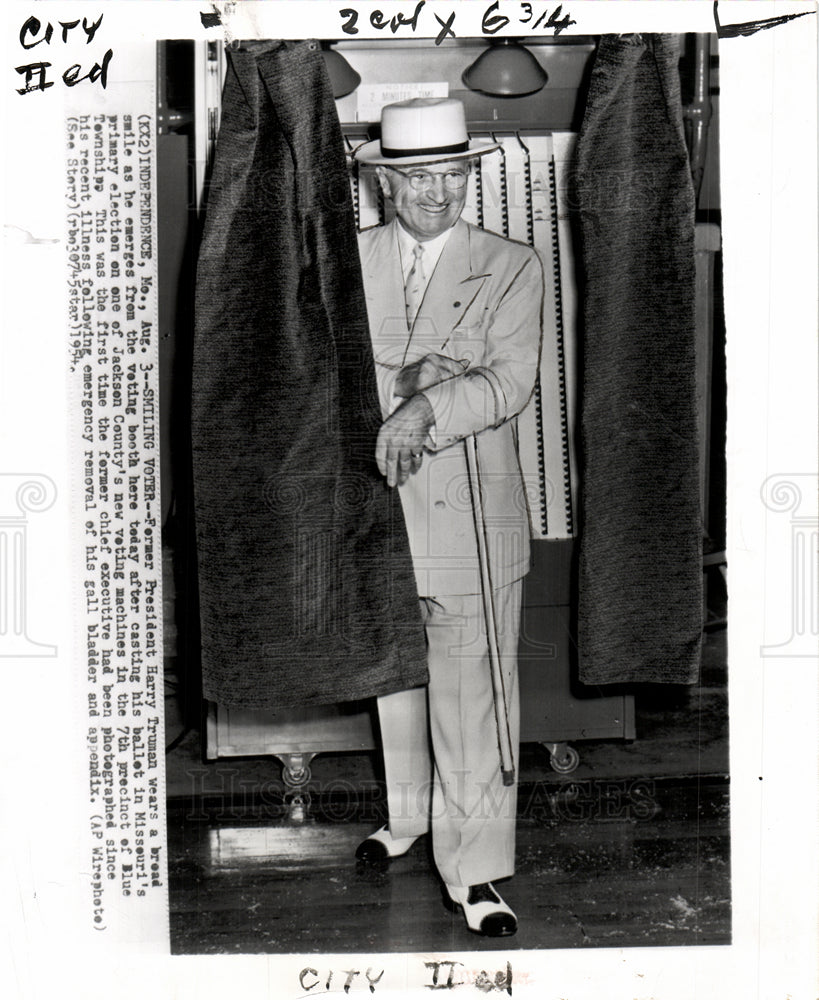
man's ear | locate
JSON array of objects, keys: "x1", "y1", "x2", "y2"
[{"x1": 375, "y1": 166, "x2": 392, "y2": 200}]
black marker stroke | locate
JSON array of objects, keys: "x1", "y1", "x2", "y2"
[
  {"x1": 200, "y1": 6, "x2": 222, "y2": 28},
  {"x1": 714, "y1": 0, "x2": 815, "y2": 38}
]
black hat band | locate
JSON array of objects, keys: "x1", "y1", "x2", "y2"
[{"x1": 380, "y1": 140, "x2": 470, "y2": 158}]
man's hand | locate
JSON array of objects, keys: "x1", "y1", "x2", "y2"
[
  {"x1": 394, "y1": 353, "x2": 468, "y2": 398},
  {"x1": 376, "y1": 393, "x2": 435, "y2": 488}
]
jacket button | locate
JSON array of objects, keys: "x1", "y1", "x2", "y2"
[
  {"x1": 453, "y1": 301, "x2": 461, "y2": 307},
  {"x1": 434, "y1": 500, "x2": 446, "y2": 509}
]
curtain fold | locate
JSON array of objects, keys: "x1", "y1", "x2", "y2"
[
  {"x1": 191, "y1": 40, "x2": 427, "y2": 710},
  {"x1": 575, "y1": 34, "x2": 703, "y2": 685}
]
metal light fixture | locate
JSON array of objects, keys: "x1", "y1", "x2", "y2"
[
  {"x1": 321, "y1": 43, "x2": 361, "y2": 99},
  {"x1": 462, "y1": 40, "x2": 548, "y2": 97}
]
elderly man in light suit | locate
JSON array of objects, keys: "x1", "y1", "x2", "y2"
[{"x1": 353, "y1": 98, "x2": 543, "y2": 937}]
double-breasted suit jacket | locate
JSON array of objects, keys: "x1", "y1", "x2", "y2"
[{"x1": 358, "y1": 218, "x2": 544, "y2": 597}]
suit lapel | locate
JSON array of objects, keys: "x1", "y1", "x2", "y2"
[
  {"x1": 362, "y1": 220, "x2": 403, "y2": 325},
  {"x1": 364, "y1": 219, "x2": 493, "y2": 363},
  {"x1": 362, "y1": 220, "x2": 411, "y2": 362},
  {"x1": 412, "y1": 220, "x2": 491, "y2": 355}
]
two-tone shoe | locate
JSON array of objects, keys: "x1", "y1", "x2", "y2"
[
  {"x1": 443, "y1": 881, "x2": 517, "y2": 936},
  {"x1": 355, "y1": 825, "x2": 422, "y2": 863}
]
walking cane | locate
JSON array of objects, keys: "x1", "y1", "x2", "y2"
[{"x1": 464, "y1": 433, "x2": 516, "y2": 786}]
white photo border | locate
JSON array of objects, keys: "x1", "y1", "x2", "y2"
[{"x1": 1, "y1": 2, "x2": 816, "y2": 998}]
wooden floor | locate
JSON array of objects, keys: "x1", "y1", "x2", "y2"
[
  {"x1": 165, "y1": 626, "x2": 730, "y2": 954},
  {"x1": 168, "y1": 777, "x2": 730, "y2": 954}
]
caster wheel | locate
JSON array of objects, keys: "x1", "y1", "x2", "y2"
[
  {"x1": 283, "y1": 789, "x2": 312, "y2": 824},
  {"x1": 283, "y1": 763, "x2": 312, "y2": 788},
  {"x1": 549, "y1": 744, "x2": 580, "y2": 774},
  {"x1": 277, "y1": 753, "x2": 317, "y2": 789}
]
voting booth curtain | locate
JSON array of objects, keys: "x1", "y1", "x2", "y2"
[
  {"x1": 575, "y1": 34, "x2": 703, "y2": 686},
  {"x1": 192, "y1": 34, "x2": 704, "y2": 706},
  {"x1": 191, "y1": 41, "x2": 427, "y2": 710}
]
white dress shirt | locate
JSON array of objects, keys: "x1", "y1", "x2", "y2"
[{"x1": 396, "y1": 220, "x2": 454, "y2": 301}]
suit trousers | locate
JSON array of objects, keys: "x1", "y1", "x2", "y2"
[{"x1": 376, "y1": 580, "x2": 522, "y2": 888}]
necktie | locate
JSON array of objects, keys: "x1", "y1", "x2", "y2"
[{"x1": 404, "y1": 243, "x2": 426, "y2": 326}]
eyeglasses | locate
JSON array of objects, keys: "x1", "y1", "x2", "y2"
[{"x1": 387, "y1": 167, "x2": 469, "y2": 191}]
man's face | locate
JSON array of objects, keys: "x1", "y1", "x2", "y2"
[{"x1": 377, "y1": 160, "x2": 471, "y2": 241}]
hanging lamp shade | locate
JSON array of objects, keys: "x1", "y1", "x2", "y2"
[
  {"x1": 462, "y1": 40, "x2": 548, "y2": 97},
  {"x1": 321, "y1": 44, "x2": 361, "y2": 98}
]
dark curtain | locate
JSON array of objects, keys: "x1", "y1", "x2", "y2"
[
  {"x1": 191, "y1": 40, "x2": 427, "y2": 710},
  {"x1": 575, "y1": 34, "x2": 703, "y2": 685}
]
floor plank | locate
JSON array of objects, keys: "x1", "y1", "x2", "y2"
[
  {"x1": 168, "y1": 779, "x2": 730, "y2": 954},
  {"x1": 164, "y1": 630, "x2": 729, "y2": 954}
]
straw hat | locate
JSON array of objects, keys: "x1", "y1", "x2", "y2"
[{"x1": 354, "y1": 97, "x2": 500, "y2": 166}]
